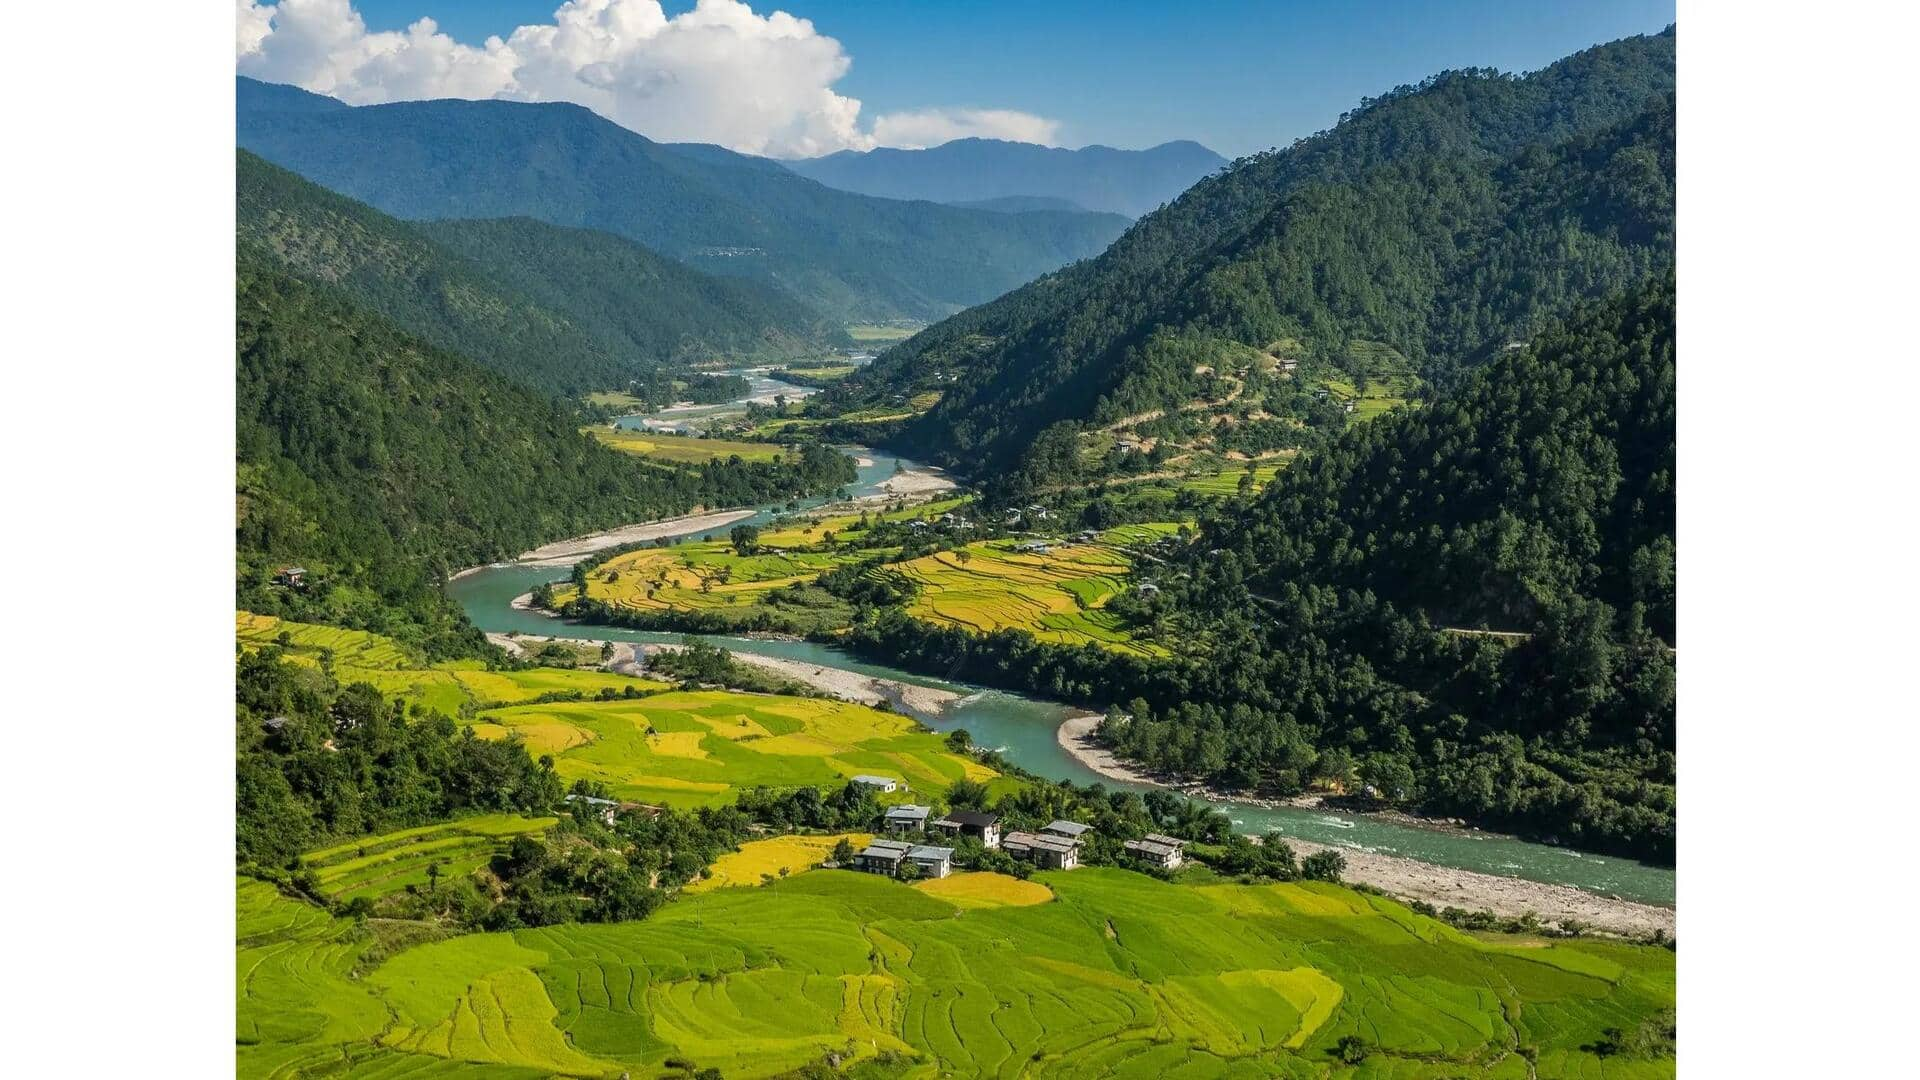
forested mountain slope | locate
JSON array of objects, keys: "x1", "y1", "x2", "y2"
[
  {"x1": 1126, "y1": 280, "x2": 1676, "y2": 858},
  {"x1": 238, "y1": 151, "x2": 837, "y2": 396},
  {"x1": 832, "y1": 30, "x2": 1675, "y2": 478},
  {"x1": 237, "y1": 78, "x2": 1130, "y2": 323},
  {"x1": 783, "y1": 138, "x2": 1227, "y2": 217},
  {"x1": 235, "y1": 256, "x2": 852, "y2": 657}
]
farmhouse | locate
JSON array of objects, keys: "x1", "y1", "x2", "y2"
[
  {"x1": 854, "y1": 839, "x2": 911, "y2": 875},
  {"x1": 563, "y1": 794, "x2": 622, "y2": 826},
  {"x1": 883, "y1": 804, "x2": 932, "y2": 833},
  {"x1": 1014, "y1": 541, "x2": 1053, "y2": 554},
  {"x1": 273, "y1": 566, "x2": 307, "y2": 587},
  {"x1": 1123, "y1": 833, "x2": 1188, "y2": 869},
  {"x1": 851, "y1": 774, "x2": 899, "y2": 793},
  {"x1": 905, "y1": 844, "x2": 955, "y2": 879},
  {"x1": 1041, "y1": 820, "x2": 1092, "y2": 842},
  {"x1": 930, "y1": 810, "x2": 1002, "y2": 848},
  {"x1": 1002, "y1": 830, "x2": 1080, "y2": 870}
]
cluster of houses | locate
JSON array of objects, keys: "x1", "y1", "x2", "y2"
[{"x1": 844, "y1": 774, "x2": 1191, "y2": 880}]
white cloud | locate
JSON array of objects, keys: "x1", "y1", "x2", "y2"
[
  {"x1": 235, "y1": 0, "x2": 1058, "y2": 157},
  {"x1": 868, "y1": 108, "x2": 1061, "y2": 151}
]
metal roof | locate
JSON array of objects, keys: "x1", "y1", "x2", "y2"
[
  {"x1": 1042, "y1": 820, "x2": 1091, "y2": 837},
  {"x1": 934, "y1": 810, "x2": 1000, "y2": 828},
  {"x1": 1005, "y1": 831, "x2": 1077, "y2": 855},
  {"x1": 884, "y1": 804, "x2": 931, "y2": 819},
  {"x1": 905, "y1": 845, "x2": 954, "y2": 861},
  {"x1": 851, "y1": 774, "x2": 898, "y2": 785}
]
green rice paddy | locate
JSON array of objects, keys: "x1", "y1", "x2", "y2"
[
  {"x1": 238, "y1": 612, "x2": 669, "y2": 716},
  {"x1": 471, "y1": 689, "x2": 1001, "y2": 808},
  {"x1": 300, "y1": 816, "x2": 558, "y2": 902},
  {"x1": 889, "y1": 539, "x2": 1164, "y2": 657},
  {"x1": 238, "y1": 867, "x2": 1676, "y2": 1078}
]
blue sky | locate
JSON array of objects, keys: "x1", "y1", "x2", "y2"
[{"x1": 330, "y1": 0, "x2": 1677, "y2": 158}]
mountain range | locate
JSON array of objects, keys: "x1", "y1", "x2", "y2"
[
  {"x1": 781, "y1": 138, "x2": 1227, "y2": 218},
  {"x1": 236, "y1": 78, "x2": 1131, "y2": 323},
  {"x1": 238, "y1": 150, "x2": 840, "y2": 397},
  {"x1": 831, "y1": 29, "x2": 1677, "y2": 479}
]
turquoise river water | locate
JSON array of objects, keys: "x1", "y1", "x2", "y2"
[{"x1": 447, "y1": 443, "x2": 1675, "y2": 907}]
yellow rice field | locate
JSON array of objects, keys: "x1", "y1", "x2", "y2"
[
  {"x1": 913, "y1": 871, "x2": 1055, "y2": 909},
  {"x1": 687, "y1": 833, "x2": 874, "y2": 893}
]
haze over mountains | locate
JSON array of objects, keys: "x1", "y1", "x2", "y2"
[
  {"x1": 237, "y1": 151, "x2": 841, "y2": 397},
  {"x1": 236, "y1": 78, "x2": 1130, "y2": 324},
  {"x1": 834, "y1": 29, "x2": 1677, "y2": 478},
  {"x1": 782, "y1": 138, "x2": 1229, "y2": 217}
]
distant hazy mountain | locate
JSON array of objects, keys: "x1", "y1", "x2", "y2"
[
  {"x1": 236, "y1": 79, "x2": 1129, "y2": 323},
  {"x1": 783, "y1": 138, "x2": 1227, "y2": 217},
  {"x1": 237, "y1": 150, "x2": 841, "y2": 396},
  {"x1": 946, "y1": 195, "x2": 1092, "y2": 214}
]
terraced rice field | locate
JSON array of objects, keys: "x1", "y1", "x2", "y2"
[
  {"x1": 300, "y1": 816, "x2": 557, "y2": 902},
  {"x1": 239, "y1": 868, "x2": 1676, "y2": 1079},
  {"x1": 553, "y1": 543, "x2": 858, "y2": 619},
  {"x1": 889, "y1": 540, "x2": 1164, "y2": 656},
  {"x1": 238, "y1": 612, "x2": 668, "y2": 716},
  {"x1": 1178, "y1": 459, "x2": 1291, "y2": 497},
  {"x1": 470, "y1": 690, "x2": 1002, "y2": 808},
  {"x1": 687, "y1": 833, "x2": 873, "y2": 894},
  {"x1": 755, "y1": 496, "x2": 974, "y2": 549},
  {"x1": 587, "y1": 427, "x2": 786, "y2": 464}
]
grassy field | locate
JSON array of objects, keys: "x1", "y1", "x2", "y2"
[
  {"x1": 847, "y1": 324, "x2": 921, "y2": 343},
  {"x1": 780, "y1": 364, "x2": 858, "y2": 381},
  {"x1": 746, "y1": 406, "x2": 916, "y2": 438},
  {"x1": 470, "y1": 689, "x2": 1001, "y2": 808},
  {"x1": 587, "y1": 427, "x2": 787, "y2": 464},
  {"x1": 687, "y1": 833, "x2": 873, "y2": 894},
  {"x1": 301, "y1": 815, "x2": 557, "y2": 902},
  {"x1": 584, "y1": 390, "x2": 648, "y2": 410},
  {"x1": 239, "y1": 867, "x2": 1676, "y2": 1078},
  {"x1": 238, "y1": 612, "x2": 668, "y2": 716},
  {"x1": 888, "y1": 539, "x2": 1164, "y2": 657}
]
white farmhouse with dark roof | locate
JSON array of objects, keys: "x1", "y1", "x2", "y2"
[{"x1": 851, "y1": 774, "x2": 899, "y2": 793}]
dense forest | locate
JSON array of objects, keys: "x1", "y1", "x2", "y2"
[
  {"x1": 236, "y1": 78, "x2": 1130, "y2": 323},
  {"x1": 235, "y1": 257, "x2": 854, "y2": 657},
  {"x1": 238, "y1": 151, "x2": 839, "y2": 397},
  {"x1": 830, "y1": 29, "x2": 1676, "y2": 480},
  {"x1": 846, "y1": 281, "x2": 1675, "y2": 861}
]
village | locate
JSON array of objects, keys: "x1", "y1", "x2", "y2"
[{"x1": 839, "y1": 774, "x2": 1189, "y2": 881}]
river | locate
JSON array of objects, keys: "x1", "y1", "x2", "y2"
[{"x1": 452, "y1": 386, "x2": 1675, "y2": 906}]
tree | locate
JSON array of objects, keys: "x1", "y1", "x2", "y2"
[
  {"x1": 730, "y1": 524, "x2": 761, "y2": 556},
  {"x1": 945, "y1": 729, "x2": 973, "y2": 753},
  {"x1": 831, "y1": 837, "x2": 856, "y2": 865},
  {"x1": 1301, "y1": 850, "x2": 1346, "y2": 882},
  {"x1": 426, "y1": 860, "x2": 442, "y2": 894},
  {"x1": 1334, "y1": 1035, "x2": 1369, "y2": 1064}
]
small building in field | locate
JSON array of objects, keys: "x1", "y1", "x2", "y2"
[
  {"x1": 1041, "y1": 820, "x2": 1092, "y2": 842},
  {"x1": 1003, "y1": 830, "x2": 1080, "y2": 870},
  {"x1": 1135, "y1": 582, "x2": 1161, "y2": 596},
  {"x1": 905, "y1": 844, "x2": 955, "y2": 879},
  {"x1": 1014, "y1": 541, "x2": 1052, "y2": 555},
  {"x1": 883, "y1": 804, "x2": 932, "y2": 833},
  {"x1": 273, "y1": 566, "x2": 308, "y2": 587},
  {"x1": 855, "y1": 839, "x2": 911, "y2": 875},
  {"x1": 564, "y1": 794, "x2": 621, "y2": 827},
  {"x1": 851, "y1": 774, "x2": 900, "y2": 794},
  {"x1": 1124, "y1": 833, "x2": 1188, "y2": 870},
  {"x1": 930, "y1": 810, "x2": 1002, "y2": 848}
]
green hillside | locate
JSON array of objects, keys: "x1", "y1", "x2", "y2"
[
  {"x1": 238, "y1": 150, "x2": 839, "y2": 397},
  {"x1": 234, "y1": 258, "x2": 850, "y2": 656},
  {"x1": 1089, "y1": 280, "x2": 1674, "y2": 860},
  {"x1": 831, "y1": 30, "x2": 1676, "y2": 480},
  {"x1": 237, "y1": 78, "x2": 1131, "y2": 323}
]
